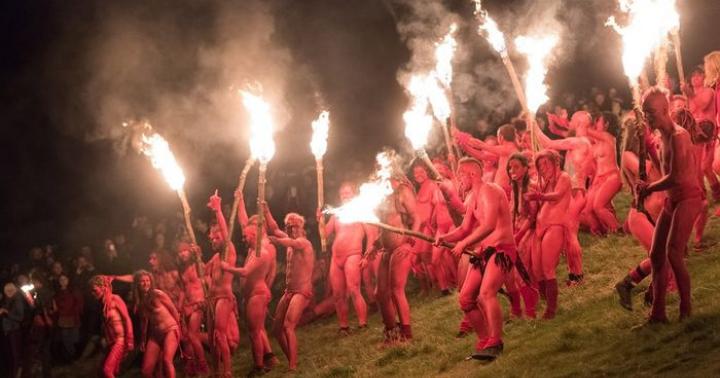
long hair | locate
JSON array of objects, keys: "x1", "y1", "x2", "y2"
[
  {"x1": 704, "y1": 51, "x2": 720, "y2": 87},
  {"x1": 506, "y1": 153, "x2": 530, "y2": 221},
  {"x1": 132, "y1": 270, "x2": 155, "y2": 313}
]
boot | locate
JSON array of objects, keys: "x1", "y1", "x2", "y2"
[
  {"x1": 519, "y1": 285, "x2": 538, "y2": 319},
  {"x1": 543, "y1": 279, "x2": 558, "y2": 319}
]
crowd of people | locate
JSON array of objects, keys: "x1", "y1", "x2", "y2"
[{"x1": 2, "y1": 50, "x2": 720, "y2": 377}]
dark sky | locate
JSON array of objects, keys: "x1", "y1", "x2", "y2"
[{"x1": 1, "y1": 0, "x2": 719, "y2": 260}]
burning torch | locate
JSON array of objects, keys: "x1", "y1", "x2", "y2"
[
  {"x1": 140, "y1": 132, "x2": 197, "y2": 245},
  {"x1": 241, "y1": 91, "x2": 276, "y2": 257}
]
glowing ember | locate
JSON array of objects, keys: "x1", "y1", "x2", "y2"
[
  {"x1": 328, "y1": 152, "x2": 393, "y2": 223},
  {"x1": 473, "y1": 0, "x2": 507, "y2": 55},
  {"x1": 140, "y1": 132, "x2": 186, "y2": 191},
  {"x1": 434, "y1": 23, "x2": 457, "y2": 88},
  {"x1": 403, "y1": 75, "x2": 434, "y2": 150},
  {"x1": 606, "y1": 0, "x2": 679, "y2": 86},
  {"x1": 310, "y1": 110, "x2": 330, "y2": 160},
  {"x1": 514, "y1": 35, "x2": 558, "y2": 113},
  {"x1": 241, "y1": 91, "x2": 276, "y2": 164}
]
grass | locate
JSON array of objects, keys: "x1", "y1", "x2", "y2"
[{"x1": 56, "y1": 193, "x2": 720, "y2": 377}]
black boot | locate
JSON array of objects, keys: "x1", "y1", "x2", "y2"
[{"x1": 615, "y1": 275, "x2": 635, "y2": 311}]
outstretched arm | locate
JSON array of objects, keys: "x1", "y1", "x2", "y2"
[
  {"x1": 533, "y1": 122, "x2": 577, "y2": 151},
  {"x1": 586, "y1": 128, "x2": 614, "y2": 144}
]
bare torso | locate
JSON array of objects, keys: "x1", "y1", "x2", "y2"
[
  {"x1": 537, "y1": 172, "x2": 572, "y2": 227},
  {"x1": 285, "y1": 238, "x2": 315, "y2": 295}
]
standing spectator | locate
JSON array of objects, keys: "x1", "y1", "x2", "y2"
[
  {"x1": 1, "y1": 283, "x2": 26, "y2": 378},
  {"x1": 23, "y1": 272, "x2": 54, "y2": 378},
  {"x1": 48, "y1": 262, "x2": 65, "y2": 291},
  {"x1": 53, "y1": 274, "x2": 83, "y2": 362}
]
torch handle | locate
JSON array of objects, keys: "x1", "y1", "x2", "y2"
[
  {"x1": 227, "y1": 158, "x2": 256, "y2": 242},
  {"x1": 672, "y1": 30, "x2": 685, "y2": 84},
  {"x1": 178, "y1": 189, "x2": 197, "y2": 245},
  {"x1": 417, "y1": 149, "x2": 443, "y2": 181},
  {"x1": 316, "y1": 160, "x2": 328, "y2": 254},
  {"x1": 501, "y1": 53, "x2": 538, "y2": 152},
  {"x1": 366, "y1": 221, "x2": 476, "y2": 257},
  {"x1": 442, "y1": 119, "x2": 458, "y2": 172},
  {"x1": 255, "y1": 163, "x2": 267, "y2": 257}
]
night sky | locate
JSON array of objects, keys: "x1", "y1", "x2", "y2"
[{"x1": 1, "y1": 0, "x2": 719, "y2": 261}]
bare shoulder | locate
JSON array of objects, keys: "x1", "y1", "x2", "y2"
[{"x1": 482, "y1": 182, "x2": 505, "y2": 198}]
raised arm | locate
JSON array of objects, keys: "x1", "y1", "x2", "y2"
[
  {"x1": 234, "y1": 191, "x2": 250, "y2": 229},
  {"x1": 111, "y1": 274, "x2": 133, "y2": 283},
  {"x1": 269, "y1": 235, "x2": 308, "y2": 250},
  {"x1": 208, "y1": 192, "x2": 229, "y2": 241},
  {"x1": 262, "y1": 202, "x2": 288, "y2": 238}
]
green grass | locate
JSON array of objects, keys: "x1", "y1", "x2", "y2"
[{"x1": 56, "y1": 194, "x2": 720, "y2": 377}]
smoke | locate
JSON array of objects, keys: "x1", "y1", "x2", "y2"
[{"x1": 80, "y1": 0, "x2": 294, "y2": 160}]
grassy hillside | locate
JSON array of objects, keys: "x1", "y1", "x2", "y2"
[{"x1": 56, "y1": 194, "x2": 720, "y2": 377}]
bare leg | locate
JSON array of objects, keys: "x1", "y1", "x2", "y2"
[
  {"x1": 141, "y1": 339, "x2": 161, "y2": 378},
  {"x1": 592, "y1": 173, "x2": 622, "y2": 233},
  {"x1": 344, "y1": 255, "x2": 368, "y2": 326},
  {"x1": 161, "y1": 330, "x2": 179, "y2": 378},
  {"x1": 329, "y1": 257, "x2": 349, "y2": 329},
  {"x1": 389, "y1": 246, "x2": 413, "y2": 329},
  {"x1": 479, "y1": 260, "x2": 509, "y2": 344},
  {"x1": 246, "y1": 294, "x2": 270, "y2": 368},
  {"x1": 667, "y1": 199, "x2": 701, "y2": 319},
  {"x1": 375, "y1": 251, "x2": 397, "y2": 331},
  {"x1": 283, "y1": 294, "x2": 310, "y2": 370}
]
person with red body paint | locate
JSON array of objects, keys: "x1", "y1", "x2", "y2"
[
  {"x1": 176, "y1": 242, "x2": 209, "y2": 375},
  {"x1": 318, "y1": 182, "x2": 376, "y2": 334},
  {"x1": 204, "y1": 193, "x2": 241, "y2": 378},
  {"x1": 133, "y1": 270, "x2": 180, "y2": 378},
  {"x1": 222, "y1": 192, "x2": 278, "y2": 376},
  {"x1": 374, "y1": 172, "x2": 420, "y2": 344},
  {"x1": 637, "y1": 87, "x2": 703, "y2": 323},
  {"x1": 526, "y1": 149, "x2": 572, "y2": 320},
  {"x1": 436, "y1": 157, "x2": 516, "y2": 360},
  {"x1": 262, "y1": 203, "x2": 314, "y2": 372},
  {"x1": 89, "y1": 276, "x2": 134, "y2": 378}
]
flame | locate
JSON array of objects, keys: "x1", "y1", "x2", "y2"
[
  {"x1": 606, "y1": 0, "x2": 679, "y2": 86},
  {"x1": 514, "y1": 35, "x2": 558, "y2": 113},
  {"x1": 140, "y1": 132, "x2": 186, "y2": 191},
  {"x1": 310, "y1": 110, "x2": 330, "y2": 160},
  {"x1": 403, "y1": 75, "x2": 434, "y2": 150},
  {"x1": 241, "y1": 91, "x2": 276, "y2": 164},
  {"x1": 328, "y1": 152, "x2": 393, "y2": 223},
  {"x1": 434, "y1": 23, "x2": 457, "y2": 88},
  {"x1": 473, "y1": 0, "x2": 507, "y2": 55}
]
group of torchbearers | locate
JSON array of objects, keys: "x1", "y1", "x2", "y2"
[{"x1": 88, "y1": 49, "x2": 720, "y2": 376}]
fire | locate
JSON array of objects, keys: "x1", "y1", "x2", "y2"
[
  {"x1": 434, "y1": 23, "x2": 458, "y2": 88},
  {"x1": 241, "y1": 91, "x2": 276, "y2": 164},
  {"x1": 473, "y1": 0, "x2": 507, "y2": 55},
  {"x1": 606, "y1": 0, "x2": 679, "y2": 86},
  {"x1": 140, "y1": 132, "x2": 186, "y2": 191},
  {"x1": 310, "y1": 110, "x2": 330, "y2": 160},
  {"x1": 403, "y1": 75, "x2": 434, "y2": 150},
  {"x1": 328, "y1": 152, "x2": 393, "y2": 223},
  {"x1": 514, "y1": 35, "x2": 558, "y2": 113}
]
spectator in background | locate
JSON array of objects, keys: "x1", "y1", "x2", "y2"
[
  {"x1": 48, "y1": 262, "x2": 65, "y2": 291},
  {"x1": 24, "y1": 272, "x2": 54, "y2": 378},
  {"x1": 53, "y1": 274, "x2": 83, "y2": 362},
  {"x1": 1, "y1": 283, "x2": 26, "y2": 378}
]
